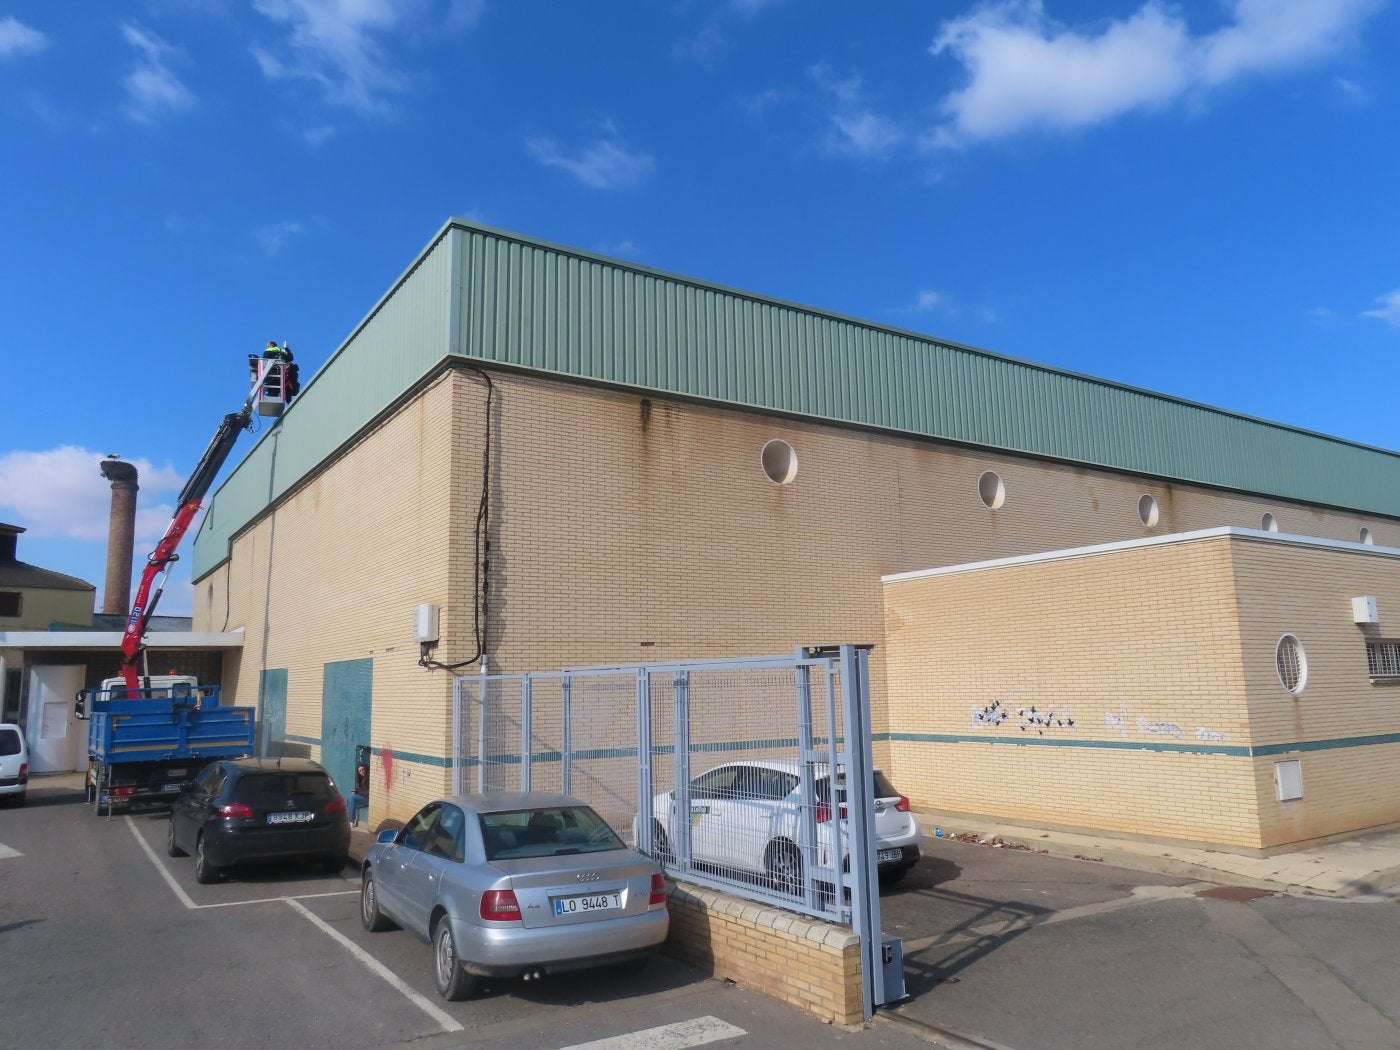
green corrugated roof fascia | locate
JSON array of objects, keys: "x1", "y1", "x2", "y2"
[
  {"x1": 193, "y1": 218, "x2": 1400, "y2": 580},
  {"x1": 448, "y1": 221, "x2": 1400, "y2": 516}
]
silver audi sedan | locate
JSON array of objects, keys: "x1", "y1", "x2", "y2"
[{"x1": 360, "y1": 792, "x2": 669, "y2": 1000}]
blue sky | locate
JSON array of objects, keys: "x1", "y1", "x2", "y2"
[{"x1": 2, "y1": 0, "x2": 1397, "y2": 617}]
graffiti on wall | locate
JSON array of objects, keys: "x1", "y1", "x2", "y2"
[
  {"x1": 969, "y1": 694, "x2": 1229, "y2": 743},
  {"x1": 1104, "y1": 701, "x2": 1228, "y2": 743},
  {"x1": 972, "y1": 690, "x2": 1077, "y2": 735}
]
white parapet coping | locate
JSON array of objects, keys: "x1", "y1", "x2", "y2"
[
  {"x1": 0, "y1": 629, "x2": 245, "y2": 650},
  {"x1": 881, "y1": 526, "x2": 1400, "y2": 585}
]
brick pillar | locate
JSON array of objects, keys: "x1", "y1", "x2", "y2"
[{"x1": 99, "y1": 459, "x2": 140, "y2": 616}]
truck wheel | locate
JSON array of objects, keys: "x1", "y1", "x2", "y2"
[
  {"x1": 195, "y1": 834, "x2": 222, "y2": 884},
  {"x1": 166, "y1": 819, "x2": 187, "y2": 857}
]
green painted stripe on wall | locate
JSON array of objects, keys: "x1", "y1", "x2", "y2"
[{"x1": 881, "y1": 731, "x2": 1400, "y2": 758}]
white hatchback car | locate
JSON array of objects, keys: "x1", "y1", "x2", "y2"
[
  {"x1": 645, "y1": 759, "x2": 922, "y2": 895},
  {"x1": 0, "y1": 723, "x2": 29, "y2": 806}
]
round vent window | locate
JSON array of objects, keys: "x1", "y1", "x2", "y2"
[
  {"x1": 761, "y1": 439, "x2": 798, "y2": 485},
  {"x1": 1276, "y1": 634, "x2": 1307, "y2": 695},
  {"x1": 978, "y1": 471, "x2": 1005, "y2": 510},
  {"x1": 1360, "y1": 527, "x2": 1373, "y2": 545},
  {"x1": 1262, "y1": 513, "x2": 1279, "y2": 533},
  {"x1": 1138, "y1": 494, "x2": 1159, "y2": 528}
]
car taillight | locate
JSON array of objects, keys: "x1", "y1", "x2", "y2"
[
  {"x1": 324, "y1": 797, "x2": 347, "y2": 814},
  {"x1": 649, "y1": 872, "x2": 667, "y2": 906},
  {"x1": 480, "y1": 889, "x2": 522, "y2": 922},
  {"x1": 815, "y1": 803, "x2": 848, "y2": 823},
  {"x1": 895, "y1": 795, "x2": 910, "y2": 813},
  {"x1": 19, "y1": 762, "x2": 28, "y2": 778},
  {"x1": 217, "y1": 802, "x2": 254, "y2": 819}
]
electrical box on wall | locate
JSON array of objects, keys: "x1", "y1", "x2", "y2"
[
  {"x1": 1352, "y1": 596, "x2": 1379, "y2": 625},
  {"x1": 414, "y1": 603, "x2": 440, "y2": 643}
]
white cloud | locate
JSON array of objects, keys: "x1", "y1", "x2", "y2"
[
  {"x1": 1197, "y1": 0, "x2": 1381, "y2": 85},
  {"x1": 122, "y1": 23, "x2": 195, "y2": 123},
  {"x1": 0, "y1": 15, "x2": 48, "y2": 57},
  {"x1": 1362, "y1": 289, "x2": 1400, "y2": 328},
  {"x1": 810, "y1": 64, "x2": 905, "y2": 160},
  {"x1": 254, "y1": 220, "x2": 304, "y2": 254},
  {"x1": 930, "y1": 0, "x2": 1383, "y2": 145},
  {"x1": 597, "y1": 240, "x2": 644, "y2": 260},
  {"x1": 252, "y1": 0, "x2": 473, "y2": 115},
  {"x1": 446, "y1": 0, "x2": 486, "y2": 30},
  {"x1": 526, "y1": 133, "x2": 656, "y2": 191},
  {"x1": 0, "y1": 448, "x2": 183, "y2": 544}
]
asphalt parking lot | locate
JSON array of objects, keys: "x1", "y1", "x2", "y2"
[{"x1": 7, "y1": 776, "x2": 1400, "y2": 1050}]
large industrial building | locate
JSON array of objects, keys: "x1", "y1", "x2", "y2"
[{"x1": 191, "y1": 218, "x2": 1400, "y2": 852}]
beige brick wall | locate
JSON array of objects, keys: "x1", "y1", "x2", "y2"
[
  {"x1": 1230, "y1": 538, "x2": 1400, "y2": 846},
  {"x1": 665, "y1": 882, "x2": 864, "y2": 1025},
  {"x1": 882, "y1": 534, "x2": 1400, "y2": 848},
  {"x1": 196, "y1": 365, "x2": 1399, "y2": 838},
  {"x1": 883, "y1": 538, "x2": 1263, "y2": 846}
]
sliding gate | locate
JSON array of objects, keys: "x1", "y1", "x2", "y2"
[{"x1": 452, "y1": 645, "x2": 903, "y2": 1018}]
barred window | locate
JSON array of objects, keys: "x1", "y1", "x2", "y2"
[
  {"x1": 1367, "y1": 640, "x2": 1400, "y2": 679},
  {"x1": 1276, "y1": 634, "x2": 1307, "y2": 694}
]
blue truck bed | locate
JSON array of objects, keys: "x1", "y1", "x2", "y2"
[{"x1": 84, "y1": 682, "x2": 255, "y2": 813}]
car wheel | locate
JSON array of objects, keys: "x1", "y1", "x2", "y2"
[
  {"x1": 765, "y1": 840, "x2": 803, "y2": 896},
  {"x1": 322, "y1": 856, "x2": 348, "y2": 875},
  {"x1": 652, "y1": 821, "x2": 674, "y2": 864},
  {"x1": 194, "y1": 834, "x2": 222, "y2": 884},
  {"x1": 166, "y1": 819, "x2": 186, "y2": 857},
  {"x1": 432, "y1": 917, "x2": 479, "y2": 1001},
  {"x1": 361, "y1": 868, "x2": 393, "y2": 932}
]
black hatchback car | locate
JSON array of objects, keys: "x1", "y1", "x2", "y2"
[{"x1": 167, "y1": 757, "x2": 351, "y2": 883}]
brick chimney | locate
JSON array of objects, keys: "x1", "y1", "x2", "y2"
[{"x1": 99, "y1": 459, "x2": 139, "y2": 616}]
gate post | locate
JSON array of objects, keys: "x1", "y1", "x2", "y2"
[
  {"x1": 673, "y1": 669, "x2": 692, "y2": 869},
  {"x1": 561, "y1": 674, "x2": 573, "y2": 796},
  {"x1": 838, "y1": 643, "x2": 902, "y2": 1018},
  {"x1": 636, "y1": 668, "x2": 652, "y2": 852},
  {"x1": 520, "y1": 675, "x2": 533, "y2": 792}
]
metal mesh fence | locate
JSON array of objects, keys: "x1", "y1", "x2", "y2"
[{"x1": 454, "y1": 652, "x2": 860, "y2": 923}]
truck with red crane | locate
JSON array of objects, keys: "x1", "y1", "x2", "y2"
[{"x1": 76, "y1": 351, "x2": 296, "y2": 815}]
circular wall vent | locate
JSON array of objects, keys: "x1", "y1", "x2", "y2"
[{"x1": 761, "y1": 439, "x2": 798, "y2": 485}]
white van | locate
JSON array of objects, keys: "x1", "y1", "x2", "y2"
[{"x1": 0, "y1": 723, "x2": 29, "y2": 806}]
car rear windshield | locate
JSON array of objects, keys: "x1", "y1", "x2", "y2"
[
  {"x1": 0, "y1": 729, "x2": 20, "y2": 756},
  {"x1": 233, "y1": 772, "x2": 335, "y2": 808},
  {"x1": 815, "y1": 770, "x2": 902, "y2": 804},
  {"x1": 479, "y1": 806, "x2": 624, "y2": 860}
]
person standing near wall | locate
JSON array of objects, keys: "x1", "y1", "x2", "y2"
[{"x1": 348, "y1": 761, "x2": 369, "y2": 827}]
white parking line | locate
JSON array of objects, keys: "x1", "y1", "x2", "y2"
[
  {"x1": 126, "y1": 815, "x2": 197, "y2": 909},
  {"x1": 0, "y1": 843, "x2": 21, "y2": 860},
  {"x1": 285, "y1": 897, "x2": 465, "y2": 1034},
  {"x1": 128, "y1": 817, "x2": 461, "y2": 1035},
  {"x1": 126, "y1": 816, "x2": 356, "y2": 909},
  {"x1": 557, "y1": 1016, "x2": 747, "y2": 1049}
]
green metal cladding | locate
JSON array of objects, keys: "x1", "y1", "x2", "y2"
[{"x1": 192, "y1": 218, "x2": 1400, "y2": 579}]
